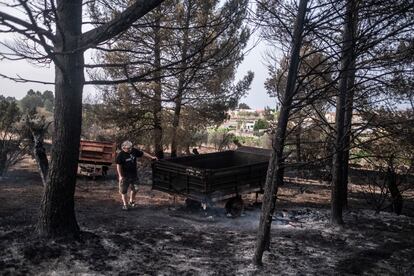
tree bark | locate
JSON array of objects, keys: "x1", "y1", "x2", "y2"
[
  {"x1": 0, "y1": 140, "x2": 7, "y2": 177},
  {"x1": 253, "y1": 0, "x2": 308, "y2": 266},
  {"x1": 331, "y1": 0, "x2": 357, "y2": 225},
  {"x1": 153, "y1": 90, "x2": 164, "y2": 159},
  {"x1": 170, "y1": 94, "x2": 183, "y2": 158},
  {"x1": 342, "y1": 69, "x2": 356, "y2": 208},
  {"x1": 33, "y1": 144, "x2": 48, "y2": 186},
  {"x1": 170, "y1": 0, "x2": 192, "y2": 158},
  {"x1": 0, "y1": 150, "x2": 6, "y2": 177},
  {"x1": 341, "y1": 0, "x2": 358, "y2": 209},
  {"x1": 295, "y1": 123, "x2": 302, "y2": 163},
  {"x1": 386, "y1": 167, "x2": 403, "y2": 215},
  {"x1": 30, "y1": 125, "x2": 50, "y2": 187},
  {"x1": 37, "y1": 0, "x2": 84, "y2": 238},
  {"x1": 153, "y1": 8, "x2": 164, "y2": 159}
]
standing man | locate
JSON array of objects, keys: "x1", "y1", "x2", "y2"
[{"x1": 116, "y1": 140, "x2": 157, "y2": 210}]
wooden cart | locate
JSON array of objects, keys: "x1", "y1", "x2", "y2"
[{"x1": 78, "y1": 140, "x2": 116, "y2": 178}]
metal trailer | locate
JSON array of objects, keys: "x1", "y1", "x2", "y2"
[
  {"x1": 152, "y1": 147, "x2": 271, "y2": 216},
  {"x1": 78, "y1": 140, "x2": 116, "y2": 178}
]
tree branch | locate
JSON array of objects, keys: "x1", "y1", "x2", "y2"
[
  {"x1": 79, "y1": 0, "x2": 165, "y2": 49},
  {"x1": 0, "y1": 10, "x2": 55, "y2": 42}
]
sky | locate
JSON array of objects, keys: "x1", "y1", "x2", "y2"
[
  {"x1": 235, "y1": 38, "x2": 277, "y2": 110},
  {"x1": 0, "y1": 13, "x2": 278, "y2": 110},
  {"x1": 0, "y1": 42, "x2": 277, "y2": 110}
]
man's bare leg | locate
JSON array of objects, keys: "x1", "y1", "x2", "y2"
[
  {"x1": 129, "y1": 190, "x2": 137, "y2": 205},
  {"x1": 121, "y1": 193, "x2": 128, "y2": 206}
]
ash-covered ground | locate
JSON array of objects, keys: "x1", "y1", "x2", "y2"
[{"x1": 1, "y1": 157, "x2": 414, "y2": 275}]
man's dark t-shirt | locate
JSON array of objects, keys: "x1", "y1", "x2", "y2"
[{"x1": 116, "y1": 148, "x2": 143, "y2": 178}]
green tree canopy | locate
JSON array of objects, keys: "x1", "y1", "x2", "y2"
[
  {"x1": 0, "y1": 95, "x2": 25, "y2": 176},
  {"x1": 238, "y1": 103, "x2": 251, "y2": 109},
  {"x1": 253, "y1": 119, "x2": 270, "y2": 131},
  {"x1": 19, "y1": 90, "x2": 54, "y2": 113}
]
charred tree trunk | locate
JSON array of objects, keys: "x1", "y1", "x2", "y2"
[
  {"x1": 0, "y1": 145, "x2": 7, "y2": 177},
  {"x1": 341, "y1": 1, "x2": 358, "y2": 209},
  {"x1": 170, "y1": 1, "x2": 192, "y2": 158},
  {"x1": 170, "y1": 93, "x2": 183, "y2": 158},
  {"x1": 185, "y1": 145, "x2": 191, "y2": 155},
  {"x1": 386, "y1": 167, "x2": 403, "y2": 215},
  {"x1": 295, "y1": 123, "x2": 302, "y2": 163},
  {"x1": 331, "y1": 0, "x2": 357, "y2": 225},
  {"x1": 253, "y1": 0, "x2": 308, "y2": 266},
  {"x1": 342, "y1": 73, "x2": 355, "y2": 208},
  {"x1": 30, "y1": 123, "x2": 50, "y2": 186},
  {"x1": 37, "y1": 0, "x2": 83, "y2": 238},
  {"x1": 153, "y1": 90, "x2": 164, "y2": 159},
  {"x1": 263, "y1": 158, "x2": 285, "y2": 252},
  {"x1": 33, "y1": 142, "x2": 48, "y2": 187},
  {"x1": 153, "y1": 9, "x2": 164, "y2": 159}
]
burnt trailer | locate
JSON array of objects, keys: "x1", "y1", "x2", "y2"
[{"x1": 152, "y1": 147, "x2": 271, "y2": 215}]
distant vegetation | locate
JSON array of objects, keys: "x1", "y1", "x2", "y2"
[{"x1": 0, "y1": 90, "x2": 54, "y2": 176}]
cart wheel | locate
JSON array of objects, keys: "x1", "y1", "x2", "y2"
[{"x1": 225, "y1": 196, "x2": 244, "y2": 217}]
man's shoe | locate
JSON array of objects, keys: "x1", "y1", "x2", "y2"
[
  {"x1": 122, "y1": 205, "x2": 129, "y2": 211},
  {"x1": 129, "y1": 201, "x2": 136, "y2": 208}
]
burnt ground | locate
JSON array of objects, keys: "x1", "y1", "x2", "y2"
[{"x1": 1, "y1": 157, "x2": 414, "y2": 275}]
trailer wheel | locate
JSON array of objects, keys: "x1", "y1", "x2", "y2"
[{"x1": 225, "y1": 196, "x2": 244, "y2": 217}]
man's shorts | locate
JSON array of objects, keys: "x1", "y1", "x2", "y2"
[{"x1": 119, "y1": 177, "x2": 139, "y2": 194}]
